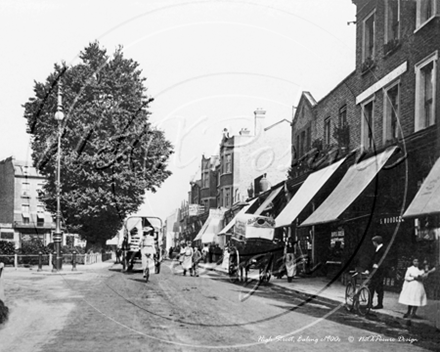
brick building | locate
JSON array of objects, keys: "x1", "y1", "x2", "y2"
[
  {"x1": 283, "y1": 0, "x2": 440, "y2": 296},
  {"x1": 0, "y1": 157, "x2": 56, "y2": 248},
  {"x1": 218, "y1": 108, "x2": 291, "y2": 209}
]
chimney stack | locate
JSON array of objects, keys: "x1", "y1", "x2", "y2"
[{"x1": 254, "y1": 108, "x2": 266, "y2": 136}]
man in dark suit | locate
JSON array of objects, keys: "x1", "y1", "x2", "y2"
[{"x1": 365, "y1": 235, "x2": 386, "y2": 309}]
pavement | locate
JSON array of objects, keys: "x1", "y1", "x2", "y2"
[
  {"x1": 198, "y1": 261, "x2": 440, "y2": 331},
  {"x1": 2, "y1": 259, "x2": 439, "y2": 331}
]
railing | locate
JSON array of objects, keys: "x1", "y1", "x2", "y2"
[{"x1": 0, "y1": 252, "x2": 114, "y2": 268}]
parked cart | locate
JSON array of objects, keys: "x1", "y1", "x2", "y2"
[{"x1": 228, "y1": 214, "x2": 283, "y2": 284}]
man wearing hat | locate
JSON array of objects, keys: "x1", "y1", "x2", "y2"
[{"x1": 365, "y1": 235, "x2": 386, "y2": 309}]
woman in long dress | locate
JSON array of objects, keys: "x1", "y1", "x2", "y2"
[
  {"x1": 398, "y1": 258, "x2": 428, "y2": 318},
  {"x1": 181, "y1": 242, "x2": 194, "y2": 276}
]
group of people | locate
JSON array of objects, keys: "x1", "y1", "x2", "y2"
[
  {"x1": 365, "y1": 235, "x2": 436, "y2": 318},
  {"x1": 178, "y1": 242, "x2": 203, "y2": 277}
]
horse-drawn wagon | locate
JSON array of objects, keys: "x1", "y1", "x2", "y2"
[{"x1": 228, "y1": 214, "x2": 283, "y2": 284}]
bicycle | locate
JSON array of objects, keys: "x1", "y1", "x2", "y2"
[{"x1": 345, "y1": 270, "x2": 371, "y2": 316}]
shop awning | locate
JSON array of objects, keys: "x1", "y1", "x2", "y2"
[
  {"x1": 218, "y1": 199, "x2": 258, "y2": 235},
  {"x1": 275, "y1": 157, "x2": 346, "y2": 228},
  {"x1": 300, "y1": 147, "x2": 397, "y2": 227},
  {"x1": 193, "y1": 217, "x2": 223, "y2": 243},
  {"x1": 37, "y1": 213, "x2": 45, "y2": 220},
  {"x1": 403, "y1": 156, "x2": 440, "y2": 218},
  {"x1": 254, "y1": 186, "x2": 283, "y2": 215}
]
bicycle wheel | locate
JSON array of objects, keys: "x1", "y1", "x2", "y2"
[
  {"x1": 345, "y1": 282, "x2": 355, "y2": 312},
  {"x1": 356, "y1": 287, "x2": 371, "y2": 316}
]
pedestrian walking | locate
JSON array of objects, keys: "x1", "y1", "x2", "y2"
[
  {"x1": 140, "y1": 228, "x2": 157, "y2": 278},
  {"x1": 285, "y1": 240, "x2": 296, "y2": 282},
  {"x1": 181, "y1": 242, "x2": 194, "y2": 276},
  {"x1": 222, "y1": 245, "x2": 230, "y2": 270},
  {"x1": 364, "y1": 235, "x2": 386, "y2": 309},
  {"x1": 192, "y1": 246, "x2": 202, "y2": 277},
  {"x1": 398, "y1": 257, "x2": 435, "y2": 318}
]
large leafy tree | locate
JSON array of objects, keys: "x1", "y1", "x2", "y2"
[{"x1": 23, "y1": 42, "x2": 173, "y2": 248}]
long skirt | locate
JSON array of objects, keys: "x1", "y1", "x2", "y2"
[
  {"x1": 182, "y1": 255, "x2": 193, "y2": 270},
  {"x1": 398, "y1": 280, "x2": 427, "y2": 307}
]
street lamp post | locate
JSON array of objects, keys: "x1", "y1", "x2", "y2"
[{"x1": 53, "y1": 80, "x2": 65, "y2": 272}]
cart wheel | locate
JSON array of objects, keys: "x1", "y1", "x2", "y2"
[
  {"x1": 259, "y1": 268, "x2": 267, "y2": 284},
  {"x1": 229, "y1": 264, "x2": 239, "y2": 283},
  {"x1": 144, "y1": 267, "x2": 150, "y2": 282}
]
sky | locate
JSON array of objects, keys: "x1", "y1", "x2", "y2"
[{"x1": 0, "y1": 0, "x2": 356, "y2": 223}]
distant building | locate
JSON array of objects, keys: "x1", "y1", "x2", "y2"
[
  {"x1": 218, "y1": 108, "x2": 291, "y2": 208},
  {"x1": 0, "y1": 157, "x2": 57, "y2": 248}
]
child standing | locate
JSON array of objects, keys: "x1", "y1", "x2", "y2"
[{"x1": 398, "y1": 258, "x2": 430, "y2": 318}]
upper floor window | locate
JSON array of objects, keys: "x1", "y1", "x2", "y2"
[
  {"x1": 225, "y1": 154, "x2": 232, "y2": 173},
  {"x1": 385, "y1": 0, "x2": 400, "y2": 44},
  {"x1": 306, "y1": 126, "x2": 311, "y2": 151},
  {"x1": 300, "y1": 131, "x2": 306, "y2": 156},
  {"x1": 361, "y1": 98, "x2": 375, "y2": 150},
  {"x1": 225, "y1": 188, "x2": 231, "y2": 208},
  {"x1": 21, "y1": 182, "x2": 30, "y2": 198},
  {"x1": 416, "y1": 0, "x2": 438, "y2": 30},
  {"x1": 415, "y1": 51, "x2": 437, "y2": 131},
  {"x1": 324, "y1": 117, "x2": 331, "y2": 146},
  {"x1": 203, "y1": 171, "x2": 209, "y2": 188},
  {"x1": 383, "y1": 82, "x2": 402, "y2": 143},
  {"x1": 363, "y1": 11, "x2": 376, "y2": 62},
  {"x1": 339, "y1": 105, "x2": 347, "y2": 127},
  {"x1": 296, "y1": 134, "x2": 300, "y2": 158}
]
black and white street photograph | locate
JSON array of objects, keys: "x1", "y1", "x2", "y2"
[{"x1": 0, "y1": 0, "x2": 440, "y2": 351}]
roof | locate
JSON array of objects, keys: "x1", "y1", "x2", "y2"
[{"x1": 0, "y1": 156, "x2": 42, "y2": 178}]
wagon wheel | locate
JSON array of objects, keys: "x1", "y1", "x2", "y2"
[{"x1": 259, "y1": 255, "x2": 273, "y2": 285}]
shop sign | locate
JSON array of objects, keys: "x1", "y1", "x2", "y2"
[
  {"x1": 188, "y1": 204, "x2": 205, "y2": 216},
  {"x1": 379, "y1": 216, "x2": 404, "y2": 225},
  {"x1": 234, "y1": 214, "x2": 274, "y2": 241}
]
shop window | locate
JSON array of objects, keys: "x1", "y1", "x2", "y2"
[
  {"x1": 416, "y1": 0, "x2": 438, "y2": 30},
  {"x1": 415, "y1": 52, "x2": 437, "y2": 132},
  {"x1": 362, "y1": 10, "x2": 376, "y2": 63},
  {"x1": 361, "y1": 98, "x2": 375, "y2": 150},
  {"x1": 385, "y1": 0, "x2": 400, "y2": 47},
  {"x1": 383, "y1": 82, "x2": 401, "y2": 143}
]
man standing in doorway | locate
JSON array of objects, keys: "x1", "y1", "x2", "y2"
[{"x1": 366, "y1": 235, "x2": 386, "y2": 309}]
